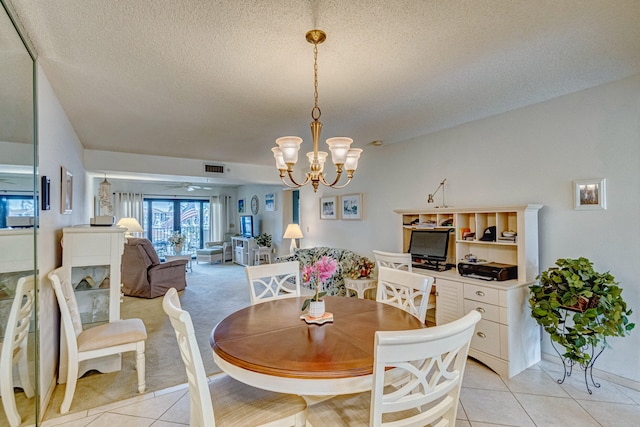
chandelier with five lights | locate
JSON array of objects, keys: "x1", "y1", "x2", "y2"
[{"x1": 271, "y1": 29, "x2": 362, "y2": 192}]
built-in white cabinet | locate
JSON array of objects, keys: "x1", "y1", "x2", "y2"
[
  {"x1": 60, "y1": 225, "x2": 126, "y2": 379},
  {"x1": 396, "y1": 205, "x2": 542, "y2": 378},
  {"x1": 231, "y1": 236, "x2": 256, "y2": 266}
]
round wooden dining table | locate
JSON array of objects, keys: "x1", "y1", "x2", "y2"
[{"x1": 210, "y1": 296, "x2": 425, "y2": 395}]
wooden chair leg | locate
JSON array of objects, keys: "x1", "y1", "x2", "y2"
[
  {"x1": 136, "y1": 342, "x2": 146, "y2": 393},
  {"x1": 1, "y1": 369, "x2": 20, "y2": 427}
]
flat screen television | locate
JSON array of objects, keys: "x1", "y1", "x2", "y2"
[
  {"x1": 239, "y1": 215, "x2": 254, "y2": 237},
  {"x1": 408, "y1": 229, "x2": 453, "y2": 270}
]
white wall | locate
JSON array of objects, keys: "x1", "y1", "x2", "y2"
[
  {"x1": 36, "y1": 64, "x2": 88, "y2": 411},
  {"x1": 299, "y1": 74, "x2": 640, "y2": 382},
  {"x1": 237, "y1": 185, "x2": 288, "y2": 257}
]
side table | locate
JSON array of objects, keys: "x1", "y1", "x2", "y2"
[
  {"x1": 344, "y1": 277, "x2": 377, "y2": 299},
  {"x1": 165, "y1": 253, "x2": 193, "y2": 272}
]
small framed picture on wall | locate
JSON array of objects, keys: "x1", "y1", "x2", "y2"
[
  {"x1": 61, "y1": 166, "x2": 73, "y2": 214},
  {"x1": 238, "y1": 198, "x2": 246, "y2": 213},
  {"x1": 574, "y1": 178, "x2": 606, "y2": 210},
  {"x1": 341, "y1": 193, "x2": 362, "y2": 220},
  {"x1": 265, "y1": 193, "x2": 275, "y2": 211},
  {"x1": 319, "y1": 196, "x2": 338, "y2": 220}
]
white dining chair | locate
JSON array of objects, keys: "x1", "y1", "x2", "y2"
[
  {"x1": 0, "y1": 275, "x2": 35, "y2": 427},
  {"x1": 306, "y1": 310, "x2": 481, "y2": 426},
  {"x1": 47, "y1": 267, "x2": 147, "y2": 414},
  {"x1": 162, "y1": 288, "x2": 307, "y2": 426},
  {"x1": 245, "y1": 261, "x2": 301, "y2": 305},
  {"x1": 376, "y1": 266, "x2": 434, "y2": 323},
  {"x1": 372, "y1": 250, "x2": 412, "y2": 271}
]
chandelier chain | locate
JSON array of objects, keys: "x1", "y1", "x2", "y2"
[{"x1": 312, "y1": 41, "x2": 321, "y2": 121}]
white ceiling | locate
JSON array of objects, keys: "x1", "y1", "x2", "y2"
[{"x1": 8, "y1": 0, "x2": 640, "y2": 175}]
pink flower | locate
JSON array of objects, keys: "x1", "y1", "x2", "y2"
[{"x1": 302, "y1": 256, "x2": 338, "y2": 286}]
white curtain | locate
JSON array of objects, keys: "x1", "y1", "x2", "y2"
[
  {"x1": 114, "y1": 192, "x2": 144, "y2": 226},
  {"x1": 208, "y1": 195, "x2": 230, "y2": 242}
]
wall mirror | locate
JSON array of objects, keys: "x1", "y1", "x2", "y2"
[{"x1": 0, "y1": 0, "x2": 38, "y2": 425}]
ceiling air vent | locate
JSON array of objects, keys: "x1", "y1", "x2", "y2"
[{"x1": 203, "y1": 163, "x2": 225, "y2": 175}]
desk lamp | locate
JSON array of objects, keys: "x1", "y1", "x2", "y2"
[
  {"x1": 283, "y1": 224, "x2": 303, "y2": 254},
  {"x1": 427, "y1": 178, "x2": 448, "y2": 208}
]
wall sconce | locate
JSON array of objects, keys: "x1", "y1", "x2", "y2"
[{"x1": 427, "y1": 178, "x2": 448, "y2": 208}]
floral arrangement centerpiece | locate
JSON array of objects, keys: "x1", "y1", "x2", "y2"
[
  {"x1": 347, "y1": 256, "x2": 375, "y2": 279},
  {"x1": 301, "y1": 256, "x2": 338, "y2": 315},
  {"x1": 168, "y1": 231, "x2": 186, "y2": 251}
]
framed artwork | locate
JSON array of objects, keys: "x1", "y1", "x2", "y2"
[
  {"x1": 265, "y1": 193, "x2": 275, "y2": 211},
  {"x1": 574, "y1": 178, "x2": 606, "y2": 210},
  {"x1": 61, "y1": 166, "x2": 73, "y2": 214},
  {"x1": 319, "y1": 196, "x2": 338, "y2": 220},
  {"x1": 238, "y1": 198, "x2": 245, "y2": 213},
  {"x1": 341, "y1": 193, "x2": 362, "y2": 220}
]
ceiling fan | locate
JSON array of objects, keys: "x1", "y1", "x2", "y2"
[{"x1": 164, "y1": 182, "x2": 212, "y2": 192}]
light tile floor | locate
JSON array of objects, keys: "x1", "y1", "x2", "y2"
[{"x1": 39, "y1": 358, "x2": 640, "y2": 427}]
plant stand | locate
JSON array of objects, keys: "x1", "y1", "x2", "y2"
[{"x1": 551, "y1": 308, "x2": 605, "y2": 394}]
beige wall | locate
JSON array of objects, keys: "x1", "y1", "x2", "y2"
[{"x1": 36, "y1": 63, "x2": 88, "y2": 412}]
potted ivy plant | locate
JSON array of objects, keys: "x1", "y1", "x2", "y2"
[
  {"x1": 529, "y1": 257, "x2": 634, "y2": 368},
  {"x1": 255, "y1": 233, "x2": 272, "y2": 248}
]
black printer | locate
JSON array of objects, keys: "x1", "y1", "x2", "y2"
[{"x1": 457, "y1": 262, "x2": 518, "y2": 281}]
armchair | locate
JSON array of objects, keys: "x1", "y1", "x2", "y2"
[
  {"x1": 122, "y1": 238, "x2": 187, "y2": 298},
  {"x1": 196, "y1": 232, "x2": 235, "y2": 264}
]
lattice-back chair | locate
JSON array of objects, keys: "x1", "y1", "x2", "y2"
[
  {"x1": 372, "y1": 250, "x2": 412, "y2": 272},
  {"x1": 0, "y1": 275, "x2": 35, "y2": 427},
  {"x1": 47, "y1": 267, "x2": 147, "y2": 414},
  {"x1": 245, "y1": 261, "x2": 301, "y2": 305},
  {"x1": 306, "y1": 310, "x2": 481, "y2": 426},
  {"x1": 162, "y1": 288, "x2": 307, "y2": 427},
  {"x1": 376, "y1": 267, "x2": 434, "y2": 323}
]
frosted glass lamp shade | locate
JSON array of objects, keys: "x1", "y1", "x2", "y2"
[
  {"x1": 306, "y1": 151, "x2": 328, "y2": 173},
  {"x1": 276, "y1": 136, "x2": 303, "y2": 164},
  {"x1": 117, "y1": 217, "x2": 143, "y2": 237},
  {"x1": 326, "y1": 137, "x2": 352, "y2": 165},
  {"x1": 272, "y1": 147, "x2": 287, "y2": 170},
  {"x1": 344, "y1": 148, "x2": 363, "y2": 171}
]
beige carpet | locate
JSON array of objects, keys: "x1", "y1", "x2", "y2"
[{"x1": 44, "y1": 261, "x2": 251, "y2": 421}]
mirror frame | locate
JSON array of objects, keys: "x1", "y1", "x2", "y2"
[{"x1": 0, "y1": 0, "x2": 38, "y2": 425}]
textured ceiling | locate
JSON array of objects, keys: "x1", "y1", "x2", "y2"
[{"x1": 7, "y1": 0, "x2": 640, "y2": 173}]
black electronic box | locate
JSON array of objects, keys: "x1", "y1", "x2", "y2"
[{"x1": 457, "y1": 262, "x2": 518, "y2": 281}]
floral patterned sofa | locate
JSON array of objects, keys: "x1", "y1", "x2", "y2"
[{"x1": 275, "y1": 247, "x2": 373, "y2": 296}]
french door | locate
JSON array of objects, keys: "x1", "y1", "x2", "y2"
[{"x1": 143, "y1": 199, "x2": 210, "y2": 256}]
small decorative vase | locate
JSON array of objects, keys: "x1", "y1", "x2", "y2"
[
  {"x1": 174, "y1": 244, "x2": 183, "y2": 254},
  {"x1": 308, "y1": 300, "x2": 325, "y2": 318}
]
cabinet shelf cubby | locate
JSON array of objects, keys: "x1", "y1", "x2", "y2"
[{"x1": 395, "y1": 205, "x2": 542, "y2": 379}]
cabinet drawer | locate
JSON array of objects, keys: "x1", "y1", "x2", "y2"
[
  {"x1": 464, "y1": 299, "x2": 500, "y2": 323},
  {"x1": 464, "y1": 283, "x2": 500, "y2": 305},
  {"x1": 470, "y1": 319, "x2": 501, "y2": 358}
]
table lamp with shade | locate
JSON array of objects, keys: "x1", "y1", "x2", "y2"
[
  {"x1": 116, "y1": 217, "x2": 143, "y2": 238},
  {"x1": 283, "y1": 224, "x2": 303, "y2": 254}
]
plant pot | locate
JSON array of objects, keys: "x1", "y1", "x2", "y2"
[
  {"x1": 173, "y1": 244, "x2": 183, "y2": 254},
  {"x1": 308, "y1": 300, "x2": 325, "y2": 318},
  {"x1": 561, "y1": 296, "x2": 599, "y2": 313}
]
